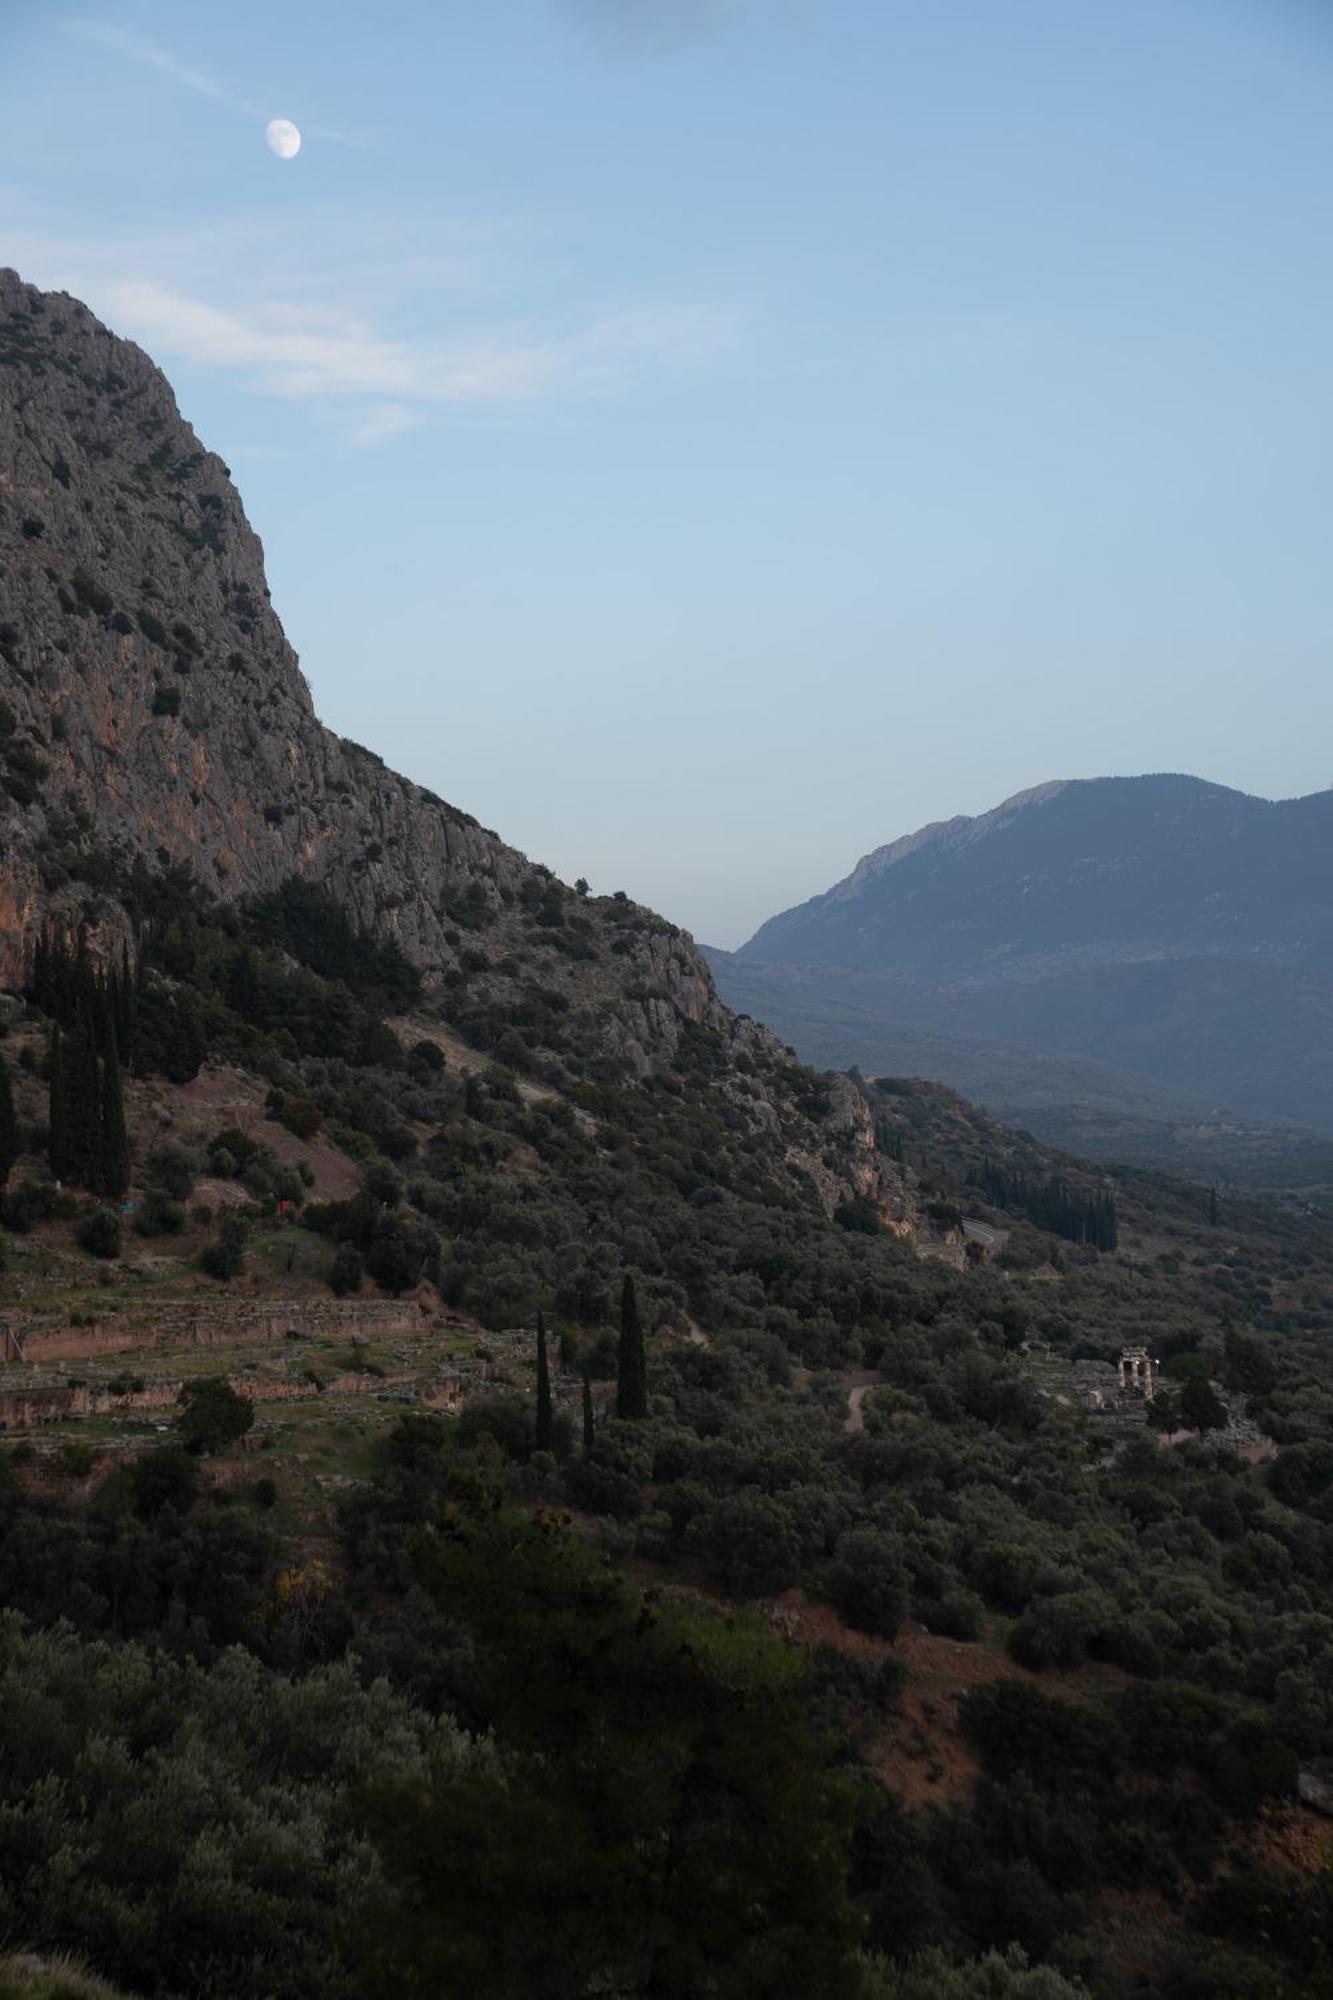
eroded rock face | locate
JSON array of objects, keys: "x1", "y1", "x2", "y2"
[
  {"x1": 0, "y1": 269, "x2": 915, "y2": 1216},
  {"x1": 0, "y1": 271, "x2": 720, "y2": 1033},
  {"x1": 0, "y1": 268, "x2": 536, "y2": 981}
]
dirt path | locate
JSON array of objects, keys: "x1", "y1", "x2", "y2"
[{"x1": 844, "y1": 1368, "x2": 879, "y2": 1433}]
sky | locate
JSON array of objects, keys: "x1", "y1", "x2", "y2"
[{"x1": 1, "y1": 0, "x2": 1331, "y2": 946}]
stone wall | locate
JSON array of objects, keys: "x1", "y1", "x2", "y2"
[
  {"x1": 0, "y1": 1357, "x2": 436, "y2": 1431},
  {"x1": 0, "y1": 1295, "x2": 427, "y2": 1367}
]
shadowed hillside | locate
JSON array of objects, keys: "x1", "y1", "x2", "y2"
[{"x1": 736, "y1": 776, "x2": 1333, "y2": 1132}]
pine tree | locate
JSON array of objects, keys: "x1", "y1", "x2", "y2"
[
  {"x1": 98, "y1": 1021, "x2": 131, "y2": 1201},
  {"x1": 616, "y1": 1272, "x2": 647, "y2": 1421},
  {"x1": 0, "y1": 1053, "x2": 19, "y2": 1189},
  {"x1": 582, "y1": 1376, "x2": 595, "y2": 1458},
  {"x1": 534, "y1": 1309, "x2": 554, "y2": 1452},
  {"x1": 47, "y1": 1026, "x2": 70, "y2": 1181}
]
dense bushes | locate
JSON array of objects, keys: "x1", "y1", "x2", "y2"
[{"x1": 0, "y1": 1618, "x2": 479, "y2": 2000}]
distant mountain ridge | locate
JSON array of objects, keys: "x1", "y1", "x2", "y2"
[
  {"x1": 728, "y1": 775, "x2": 1333, "y2": 1137},
  {"x1": 744, "y1": 775, "x2": 1333, "y2": 981}
]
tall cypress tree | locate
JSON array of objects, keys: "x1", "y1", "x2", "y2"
[
  {"x1": 113, "y1": 945, "x2": 136, "y2": 1071},
  {"x1": 98, "y1": 1021, "x2": 131, "y2": 1201},
  {"x1": 534, "y1": 1309, "x2": 554, "y2": 1452},
  {"x1": 616, "y1": 1272, "x2": 647, "y2": 1421},
  {"x1": 0, "y1": 1053, "x2": 19, "y2": 1189},
  {"x1": 582, "y1": 1376, "x2": 595, "y2": 1458},
  {"x1": 47, "y1": 1026, "x2": 70, "y2": 1182},
  {"x1": 65, "y1": 1007, "x2": 101, "y2": 1190}
]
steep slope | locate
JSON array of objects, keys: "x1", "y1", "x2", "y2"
[
  {"x1": 736, "y1": 775, "x2": 1333, "y2": 1131},
  {"x1": 0, "y1": 270, "x2": 704, "y2": 1050},
  {"x1": 0, "y1": 267, "x2": 903, "y2": 1223}
]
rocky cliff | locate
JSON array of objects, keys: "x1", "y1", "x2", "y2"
[{"x1": 0, "y1": 269, "x2": 909, "y2": 1223}]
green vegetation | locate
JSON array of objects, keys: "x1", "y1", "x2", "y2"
[
  {"x1": 615, "y1": 1270, "x2": 648, "y2": 1420},
  {"x1": 535, "y1": 1308, "x2": 553, "y2": 1452},
  {"x1": 176, "y1": 1376, "x2": 255, "y2": 1454},
  {"x1": 0, "y1": 1954, "x2": 132, "y2": 2000},
  {"x1": 4, "y1": 861, "x2": 1333, "y2": 1995},
  {"x1": 0, "y1": 1056, "x2": 18, "y2": 1188}
]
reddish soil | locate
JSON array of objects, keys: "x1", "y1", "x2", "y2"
[
  {"x1": 771, "y1": 1592, "x2": 1034, "y2": 1806},
  {"x1": 158, "y1": 1066, "x2": 360, "y2": 1201},
  {"x1": 1239, "y1": 1802, "x2": 1333, "y2": 1877}
]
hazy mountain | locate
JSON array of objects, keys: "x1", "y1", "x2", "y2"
[
  {"x1": 705, "y1": 946, "x2": 1333, "y2": 1187},
  {"x1": 732, "y1": 775, "x2": 1333, "y2": 1134}
]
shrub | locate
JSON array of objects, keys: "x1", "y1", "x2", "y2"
[
  {"x1": 1, "y1": 1179, "x2": 59, "y2": 1232},
  {"x1": 828, "y1": 1527, "x2": 910, "y2": 1639},
  {"x1": 146, "y1": 1143, "x2": 195, "y2": 1199},
  {"x1": 56, "y1": 1439, "x2": 95, "y2": 1479},
  {"x1": 328, "y1": 1243, "x2": 364, "y2": 1297},
  {"x1": 131, "y1": 1447, "x2": 200, "y2": 1517},
  {"x1": 177, "y1": 1377, "x2": 254, "y2": 1455},
  {"x1": 77, "y1": 1208, "x2": 122, "y2": 1259},
  {"x1": 920, "y1": 1591, "x2": 984, "y2": 1641},
  {"x1": 278, "y1": 1095, "x2": 323, "y2": 1140},
  {"x1": 200, "y1": 1213, "x2": 247, "y2": 1281},
  {"x1": 135, "y1": 1188, "x2": 186, "y2": 1237}
]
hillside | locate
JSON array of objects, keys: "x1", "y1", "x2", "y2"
[
  {"x1": 706, "y1": 947, "x2": 1333, "y2": 1191},
  {"x1": 735, "y1": 775, "x2": 1333, "y2": 1133},
  {"x1": 4, "y1": 275, "x2": 1333, "y2": 2000},
  {"x1": 0, "y1": 266, "x2": 906, "y2": 1230}
]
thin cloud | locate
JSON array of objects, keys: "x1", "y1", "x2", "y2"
[
  {"x1": 348, "y1": 404, "x2": 420, "y2": 449},
  {"x1": 65, "y1": 19, "x2": 373, "y2": 149},
  {"x1": 103, "y1": 277, "x2": 740, "y2": 426},
  {"x1": 68, "y1": 21, "x2": 262, "y2": 117},
  {"x1": 561, "y1": 0, "x2": 745, "y2": 54},
  {"x1": 5, "y1": 198, "x2": 742, "y2": 447},
  {"x1": 558, "y1": 0, "x2": 822, "y2": 54}
]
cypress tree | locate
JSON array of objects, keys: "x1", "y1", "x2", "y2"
[
  {"x1": 114, "y1": 945, "x2": 136, "y2": 1069},
  {"x1": 0, "y1": 1053, "x2": 19, "y2": 1189},
  {"x1": 47, "y1": 1026, "x2": 70, "y2": 1181},
  {"x1": 582, "y1": 1376, "x2": 595, "y2": 1458},
  {"x1": 98, "y1": 1021, "x2": 131, "y2": 1201},
  {"x1": 65, "y1": 1008, "x2": 101, "y2": 1190},
  {"x1": 534, "y1": 1309, "x2": 554, "y2": 1452},
  {"x1": 616, "y1": 1272, "x2": 647, "y2": 1421},
  {"x1": 30, "y1": 928, "x2": 50, "y2": 1013}
]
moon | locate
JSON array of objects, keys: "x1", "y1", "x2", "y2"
[{"x1": 265, "y1": 118, "x2": 302, "y2": 160}]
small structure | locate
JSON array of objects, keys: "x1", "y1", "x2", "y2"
[{"x1": 1117, "y1": 1346, "x2": 1156, "y2": 1401}]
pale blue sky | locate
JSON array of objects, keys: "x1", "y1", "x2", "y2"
[{"x1": 2, "y1": 1, "x2": 1330, "y2": 944}]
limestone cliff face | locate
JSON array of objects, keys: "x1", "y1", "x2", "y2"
[
  {"x1": 0, "y1": 271, "x2": 716, "y2": 1040},
  {"x1": 0, "y1": 269, "x2": 915, "y2": 1220},
  {"x1": 0, "y1": 271, "x2": 548, "y2": 972}
]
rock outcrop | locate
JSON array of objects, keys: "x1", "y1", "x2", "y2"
[
  {"x1": 0, "y1": 268, "x2": 912, "y2": 1221},
  {"x1": 0, "y1": 271, "x2": 716, "y2": 1037}
]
